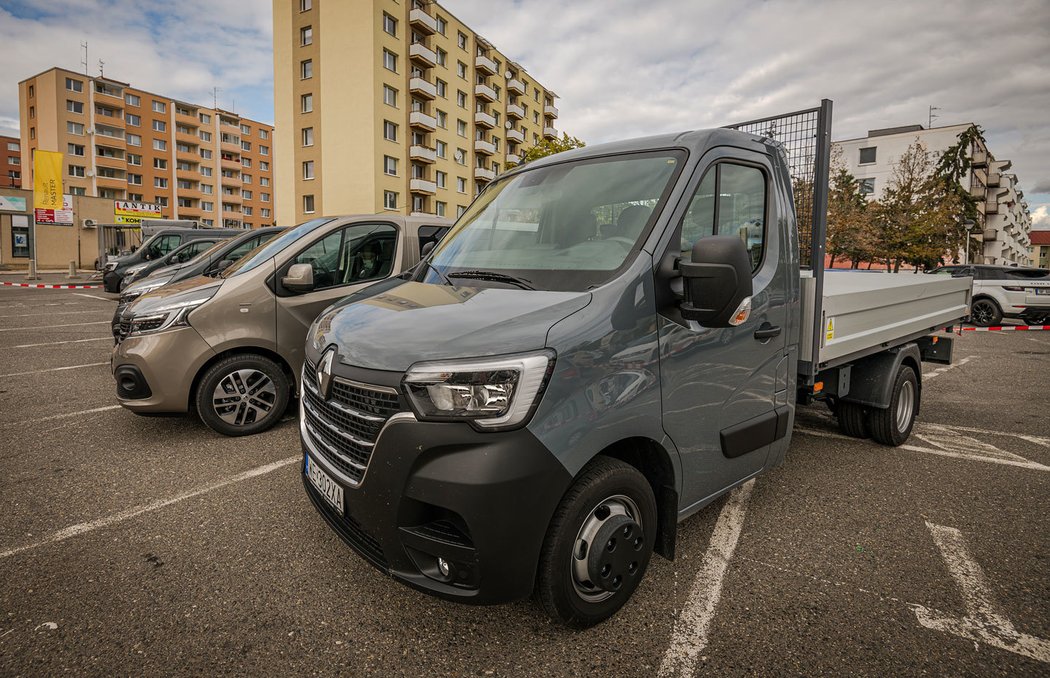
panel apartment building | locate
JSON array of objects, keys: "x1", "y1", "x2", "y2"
[
  {"x1": 273, "y1": 0, "x2": 561, "y2": 225},
  {"x1": 18, "y1": 67, "x2": 275, "y2": 229},
  {"x1": 835, "y1": 124, "x2": 1033, "y2": 267},
  {"x1": 1, "y1": 135, "x2": 21, "y2": 188}
]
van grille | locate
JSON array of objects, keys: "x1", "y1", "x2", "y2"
[{"x1": 302, "y1": 361, "x2": 403, "y2": 484}]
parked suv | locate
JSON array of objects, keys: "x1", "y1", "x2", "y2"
[
  {"x1": 112, "y1": 215, "x2": 450, "y2": 436},
  {"x1": 112, "y1": 227, "x2": 285, "y2": 338},
  {"x1": 927, "y1": 264, "x2": 1050, "y2": 325},
  {"x1": 102, "y1": 227, "x2": 243, "y2": 292}
]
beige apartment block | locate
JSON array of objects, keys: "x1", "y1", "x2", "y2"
[
  {"x1": 18, "y1": 67, "x2": 276, "y2": 229},
  {"x1": 273, "y1": 0, "x2": 561, "y2": 225}
]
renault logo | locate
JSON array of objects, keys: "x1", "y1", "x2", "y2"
[{"x1": 316, "y1": 348, "x2": 336, "y2": 399}]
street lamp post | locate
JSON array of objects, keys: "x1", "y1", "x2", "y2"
[{"x1": 963, "y1": 219, "x2": 976, "y2": 265}]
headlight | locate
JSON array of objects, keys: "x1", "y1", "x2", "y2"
[
  {"x1": 125, "y1": 285, "x2": 219, "y2": 337},
  {"x1": 104, "y1": 262, "x2": 118, "y2": 272},
  {"x1": 120, "y1": 275, "x2": 174, "y2": 304},
  {"x1": 402, "y1": 350, "x2": 555, "y2": 430}
]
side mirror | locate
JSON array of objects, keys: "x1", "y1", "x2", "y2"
[
  {"x1": 420, "y1": 240, "x2": 436, "y2": 257},
  {"x1": 680, "y1": 235, "x2": 753, "y2": 326},
  {"x1": 282, "y1": 263, "x2": 315, "y2": 292},
  {"x1": 215, "y1": 259, "x2": 235, "y2": 273}
]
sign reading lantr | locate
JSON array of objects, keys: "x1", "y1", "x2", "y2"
[{"x1": 114, "y1": 200, "x2": 163, "y2": 225}]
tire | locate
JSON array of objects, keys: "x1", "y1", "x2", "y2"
[
  {"x1": 969, "y1": 298, "x2": 1002, "y2": 327},
  {"x1": 837, "y1": 401, "x2": 869, "y2": 438},
  {"x1": 868, "y1": 364, "x2": 919, "y2": 447},
  {"x1": 1023, "y1": 315, "x2": 1047, "y2": 326},
  {"x1": 536, "y1": 457, "x2": 657, "y2": 628},
  {"x1": 195, "y1": 353, "x2": 290, "y2": 437}
]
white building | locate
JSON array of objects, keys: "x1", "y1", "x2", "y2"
[{"x1": 834, "y1": 123, "x2": 1032, "y2": 267}]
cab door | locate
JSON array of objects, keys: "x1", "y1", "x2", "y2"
[
  {"x1": 657, "y1": 147, "x2": 790, "y2": 511},
  {"x1": 274, "y1": 221, "x2": 402, "y2": 376}
]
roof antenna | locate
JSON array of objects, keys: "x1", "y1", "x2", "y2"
[
  {"x1": 212, "y1": 86, "x2": 221, "y2": 109},
  {"x1": 97, "y1": 58, "x2": 105, "y2": 78},
  {"x1": 81, "y1": 41, "x2": 88, "y2": 75},
  {"x1": 928, "y1": 106, "x2": 941, "y2": 129}
]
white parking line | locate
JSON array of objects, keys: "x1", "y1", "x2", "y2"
[
  {"x1": 914, "y1": 522, "x2": 1050, "y2": 663},
  {"x1": 0, "y1": 309, "x2": 111, "y2": 319},
  {"x1": 659, "y1": 479, "x2": 755, "y2": 678},
  {"x1": 1, "y1": 405, "x2": 122, "y2": 428},
  {"x1": 924, "y1": 356, "x2": 975, "y2": 380},
  {"x1": 0, "y1": 320, "x2": 110, "y2": 332},
  {"x1": 13, "y1": 337, "x2": 110, "y2": 348},
  {"x1": 0, "y1": 362, "x2": 109, "y2": 378},
  {"x1": 0, "y1": 456, "x2": 300, "y2": 561},
  {"x1": 72, "y1": 292, "x2": 113, "y2": 302}
]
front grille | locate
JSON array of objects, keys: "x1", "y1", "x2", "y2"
[
  {"x1": 302, "y1": 361, "x2": 404, "y2": 484},
  {"x1": 116, "y1": 318, "x2": 131, "y2": 343}
]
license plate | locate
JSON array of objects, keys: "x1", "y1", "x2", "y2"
[
  {"x1": 306, "y1": 454, "x2": 343, "y2": 515},
  {"x1": 1036, "y1": 288, "x2": 1050, "y2": 295}
]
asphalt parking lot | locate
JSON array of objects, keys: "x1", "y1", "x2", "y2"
[{"x1": 0, "y1": 280, "x2": 1047, "y2": 676}]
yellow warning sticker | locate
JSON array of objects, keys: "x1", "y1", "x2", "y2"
[{"x1": 825, "y1": 318, "x2": 835, "y2": 342}]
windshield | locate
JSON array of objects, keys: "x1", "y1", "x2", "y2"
[
  {"x1": 422, "y1": 151, "x2": 686, "y2": 291},
  {"x1": 223, "y1": 219, "x2": 333, "y2": 277}
]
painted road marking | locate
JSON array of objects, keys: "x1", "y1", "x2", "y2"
[
  {"x1": 0, "y1": 362, "x2": 109, "y2": 378},
  {"x1": 924, "y1": 356, "x2": 974, "y2": 380},
  {"x1": 927, "y1": 424, "x2": 1050, "y2": 448},
  {"x1": 0, "y1": 320, "x2": 110, "y2": 332},
  {"x1": 0, "y1": 456, "x2": 300, "y2": 561},
  {"x1": 0, "y1": 309, "x2": 111, "y2": 319},
  {"x1": 0, "y1": 405, "x2": 122, "y2": 429},
  {"x1": 13, "y1": 337, "x2": 110, "y2": 348},
  {"x1": 659, "y1": 479, "x2": 755, "y2": 678},
  {"x1": 72, "y1": 292, "x2": 114, "y2": 302},
  {"x1": 914, "y1": 522, "x2": 1050, "y2": 664}
]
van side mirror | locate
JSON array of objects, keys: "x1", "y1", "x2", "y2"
[
  {"x1": 282, "y1": 263, "x2": 315, "y2": 292},
  {"x1": 680, "y1": 235, "x2": 753, "y2": 326},
  {"x1": 215, "y1": 259, "x2": 234, "y2": 273},
  {"x1": 420, "y1": 240, "x2": 436, "y2": 257}
]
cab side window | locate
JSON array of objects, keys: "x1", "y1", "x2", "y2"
[
  {"x1": 224, "y1": 235, "x2": 265, "y2": 263},
  {"x1": 149, "y1": 234, "x2": 181, "y2": 258},
  {"x1": 680, "y1": 162, "x2": 767, "y2": 271},
  {"x1": 174, "y1": 240, "x2": 214, "y2": 263},
  {"x1": 290, "y1": 223, "x2": 398, "y2": 291}
]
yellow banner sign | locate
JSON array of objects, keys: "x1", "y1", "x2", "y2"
[{"x1": 33, "y1": 150, "x2": 64, "y2": 209}]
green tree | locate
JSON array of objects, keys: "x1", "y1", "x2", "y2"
[
  {"x1": 826, "y1": 149, "x2": 878, "y2": 268},
  {"x1": 513, "y1": 133, "x2": 586, "y2": 168},
  {"x1": 933, "y1": 124, "x2": 986, "y2": 263}
]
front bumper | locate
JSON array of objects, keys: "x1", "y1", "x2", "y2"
[
  {"x1": 111, "y1": 326, "x2": 217, "y2": 413},
  {"x1": 103, "y1": 270, "x2": 122, "y2": 293},
  {"x1": 302, "y1": 411, "x2": 571, "y2": 605}
]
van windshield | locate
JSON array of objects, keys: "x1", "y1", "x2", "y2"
[
  {"x1": 223, "y1": 218, "x2": 333, "y2": 277},
  {"x1": 422, "y1": 150, "x2": 686, "y2": 292}
]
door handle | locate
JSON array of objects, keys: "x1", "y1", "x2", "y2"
[{"x1": 754, "y1": 323, "x2": 781, "y2": 341}]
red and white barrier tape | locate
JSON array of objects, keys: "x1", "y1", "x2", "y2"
[
  {"x1": 950, "y1": 325, "x2": 1049, "y2": 332},
  {"x1": 1, "y1": 281, "x2": 102, "y2": 289}
]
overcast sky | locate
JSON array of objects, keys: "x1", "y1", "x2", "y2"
[{"x1": 1, "y1": 0, "x2": 1048, "y2": 227}]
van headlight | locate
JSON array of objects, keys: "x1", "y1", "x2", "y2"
[
  {"x1": 403, "y1": 350, "x2": 555, "y2": 430},
  {"x1": 121, "y1": 275, "x2": 174, "y2": 304},
  {"x1": 126, "y1": 285, "x2": 218, "y2": 337}
]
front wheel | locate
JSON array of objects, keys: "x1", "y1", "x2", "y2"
[
  {"x1": 195, "y1": 354, "x2": 290, "y2": 436},
  {"x1": 868, "y1": 364, "x2": 918, "y2": 447},
  {"x1": 536, "y1": 457, "x2": 657, "y2": 628},
  {"x1": 969, "y1": 298, "x2": 1002, "y2": 327}
]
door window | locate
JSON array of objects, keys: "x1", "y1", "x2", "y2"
[
  {"x1": 148, "y1": 234, "x2": 181, "y2": 258},
  {"x1": 222, "y1": 235, "x2": 265, "y2": 264},
  {"x1": 171, "y1": 240, "x2": 215, "y2": 263},
  {"x1": 289, "y1": 223, "x2": 398, "y2": 291},
  {"x1": 680, "y1": 162, "x2": 767, "y2": 271}
]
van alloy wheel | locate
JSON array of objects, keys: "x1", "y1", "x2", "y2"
[
  {"x1": 195, "y1": 353, "x2": 290, "y2": 437},
  {"x1": 212, "y1": 369, "x2": 278, "y2": 426}
]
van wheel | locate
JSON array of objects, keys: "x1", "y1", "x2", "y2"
[
  {"x1": 837, "y1": 402, "x2": 869, "y2": 438},
  {"x1": 868, "y1": 365, "x2": 918, "y2": 447},
  {"x1": 536, "y1": 457, "x2": 656, "y2": 628},
  {"x1": 195, "y1": 354, "x2": 290, "y2": 437},
  {"x1": 969, "y1": 298, "x2": 1001, "y2": 327}
]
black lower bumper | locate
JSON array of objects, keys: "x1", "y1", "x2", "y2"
[
  {"x1": 103, "y1": 271, "x2": 121, "y2": 293},
  {"x1": 302, "y1": 417, "x2": 571, "y2": 605},
  {"x1": 1015, "y1": 306, "x2": 1050, "y2": 321}
]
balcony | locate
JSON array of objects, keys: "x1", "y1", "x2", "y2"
[
  {"x1": 475, "y1": 55, "x2": 497, "y2": 75},
  {"x1": 175, "y1": 109, "x2": 199, "y2": 126},
  {"x1": 474, "y1": 139, "x2": 496, "y2": 155},
  {"x1": 410, "y1": 77, "x2": 437, "y2": 100},
  {"x1": 474, "y1": 111, "x2": 496, "y2": 128},
  {"x1": 93, "y1": 85, "x2": 124, "y2": 102},
  {"x1": 410, "y1": 178, "x2": 437, "y2": 194},
  {"x1": 544, "y1": 103, "x2": 559, "y2": 117},
  {"x1": 221, "y1": 191, "x2": 244, "y2": 204},
  {"x1": 409, "y1": 43, "x2": 437, "y2": 68},
  {"x1": 506, "y1": 103, "x2": 524, "y2": 120},
  {"x1": 506, "y1": 153, "x2": 521, "y2": 165},
  {"x1": 409, "y1": 8, "x2": 438, "y2": 34},
  {"x1": 971, "y1": 149, "x2": 988, "y2": 167},
  {"x1": 506, "y1": 128, "x2": 524, "y2": 143},
  {"x1": 95, "y1": 174, "x2": 127, "y2": 190},
  {"x1": 176, "y1": 167, "x2": 199, "y2": 182},
  {"x1": 409, "y1": 145, "x2": 437, "y2": 163},
  {"x1": 409, "y1": 111, "x2": 437, "y2": 131},
  {"x1": 221, "y1": 173, "x2": 241, "y2": 187},
  {"x1": 507, "y1": 78, "x2": 524, "y2": 95},
  {"x1": 474, "y1": 84, "x2": 497, "y2": 102},
  {"x1": 220, "y1": 156, "x2": 242, "y2": 171},
  {"x1": 177, "y1": 147, "x2": 200, "y2": 162},
  {"x1": 220, "y1": 139, "x2": 241, "y2": 154},
  {"x1": 176, "y1": 129, "x2": 199, "y2": 144},
  {"x1": 543, "y1": 126, "x2": 558, "y2": 139},
  {"x1": 474, "y1": 167, "x2": 496, "y2": 182},
  {"x1": 94, "y1": 152, "x2": 125, "y2": 168},
  {"x1": 983, "y1": 229, "x2": 999, "y2": 242}
]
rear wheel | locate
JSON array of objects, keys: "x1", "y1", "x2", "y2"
[
  {"x1": 536, "y1": 457, "x2": 657, "y2": 628},
  {"x1": 969, "y1": 298, "x2": 1002, "y2": 327},
  {"x1": 868, "y1": 364, "x2": 918, "y2": 447},
  {"x1": 837, "y1": 402, "x2": 869, "y2": 438},
  {"x1": 195, "y1": 354, "x2": 290, "y2": 437},
  {"x1": 1023, "y1": 315, "x2": 1047, "y2": 326}
]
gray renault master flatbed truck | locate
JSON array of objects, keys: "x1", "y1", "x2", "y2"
[{"x1": 298, "y1": 101, "x2": 971, "y2": 627}]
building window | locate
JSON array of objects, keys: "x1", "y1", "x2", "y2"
[
  {"x1": 243, "y1": 206, "x2": 252, "y2": 216},
  {"x1": 436, "y1": 16, "x2": 447, "y2": 35},
  {"x1": 152, "y1": 101, "x2": 166, "y2": 113},
  {"x1": 436, "y1": 201, "x2": 446, "y2": 217},
  {"x1": 200, "y1": 113, "x2": 211, "y2": 124},
  {"x1": 454, "y1": 149, "x2": 466, "y2": 165},
  {"x1": 384, "y1": 191, "x2": 397, "y2": 210},
  {"x1": 241, "y1": 140, "x2": 252, "y2": 151},
  {"x1": 301, "y1": 59, "x2": 313, "y2": 79},
  {"x1": 243, "y1": 190, "x2": 253, "y2": 200},
  {"x1": 153, "y1": 139, "x2": 167, "y2": 151},
  {"x1": 201, "y1": 166, "x2": 212, "y2": 176},
  {"x1": 260, "y1": 177, "x2": 270, "y2": 186},
  {"x1": 457, "y1": 90, "x2": 466, "y2": 108},
  {"x1": 68, "y1": 186, "x2": 85, "y2": 196},
  {"x1": 242, "y1": 173, "x2": 252, "y2": 183},
  {"x1": 436, "y1": 79, "x2": 447, "y2": 98},
  {"x1": 29, "y1": 128, "x2": 35, "y2": 140},
  {"x1": 383, "y1": 120, "x2": 397, "y2": 142},
  {"x1": 126, "y1": 133, "x2": 142, "y2": 147},
  {"x1": 456, "y1": 61, "x2": 467, "y2": 79},
  {"x1": 383, "y1": 49, "x2": 397, "y2": 73},
  {"x1": 261, "y1": 208, "x2": 271, "y2": 218},
  {"x1": 65, "y1": 77, "x2": 83, "y2": 92},
  {"x1": 303, "y1": 160, "x2": 314, "y2": 180},
  {"x1": 457, "y1": 205, "x2": 466, "y2": 218},
  {"x1": 261, "y1": 193, "x2": 270, "y2": 202},
  {"x1": 126, "y1": 113, "x2": 141, "y2": 126},
  {"x1": 200, "y1": 148, "x2": 213, "y2": 159},
  {"x1": 436, "y1": 140, "x2": 447, "y2": 158},
  {"x1": 154, "y1": 158, "x2": 167, "y2": 169},
  {"x1": 201, "y1": 184, "x2": 213, "y2": 194},
  {"x1": 457, "y1": 119, "x2": 466, "y2": 137},
  {"x1": 125, "y1": 93, "x2": 140, "y2": 106},
  {"x1": 260, "y1": 161, "x2": 269, "y2": 170},
  {"x1": 66, "y1": 100, "x2": 83, "y2": 114},
  {"x1": 457, "y1": 176, "x2": 466, "y2": 193},
  {"x1": 68, "y1": 165, "x2": 85, "y2": 177},
  {"x1": 859, "y1": 178, "x2": 875, "y2": 195},
  {"x1": 859, "y1": 147, "x2": 877, "y2": 164},
  {"x1": 301, "y1": 93, "x2": 313, "y2": 113},
  {"x1": 383, "y1": 12, "x2": 397, "y2": 36},
  {"x1": 152, "y1": 119, "x2": 166, "y2": 132},
  {"x1": 457, "y1": 31, "x2": 467, "y2": 50},
  {"x1": 300, "y1": 25, "x2": 313, "y2": 46},
  {"x1": 436, "y1": 110, "x2": 447, "y2": 129},
  {"x1": 384, "y1": 155, "x2": 398, "y2": 176},
  {"x1": 383, "y1": 85, "x2": 398, "y2": 107},
  {"x1": 67, "y1": 143, "x2": 85, "y2": 156},
  {"x1": 302, "y1": 127, "x2": 314, "y2": 146},
  {"x1": 66, "y1": 122, "x2": 84, "y2": 135},
  {"x1": 240, "y1": 123, "x2": 251, "y2": 135},
  {"x1": 300, "y1": 0, "x2": 311, "y2": 10},
  {"x1": 260, "y1": 129, "x2": 269, "y2": 139},
  {"x1": 155, "y1": 177, "x2": 168, "y2": 188},
  {"x1": 436, "y1": 170, "x2": 447, "y2": 188},
  {"x1": 260, "y1": 145, "x2": 269, "y2": 156},
  {"x1": 127, "y1": 174, "x2": 142, "y2": 185},
  {"x1": 202, "y1": 201, "x2": 214, "y2": 211},
  {"x1": 242, "y1": 157, "x2": 252, "y2": 167}
]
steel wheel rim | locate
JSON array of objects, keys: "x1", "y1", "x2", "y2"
[
  {"x1": 896, "y1": 380, "x2": 915, "y2": 433},
  {"x1": 212, "y1": 368, "x2": 277, "y2": 427},
  {"x1": 570, "y1": 494, "x2": 641, "y2": 603}
]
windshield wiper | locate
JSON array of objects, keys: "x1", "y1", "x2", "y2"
[
  {"x1": 447, "y1": 270, "x2": 535, "y2": 290},
  {"x1": 422, "y1": 259, "x2": 454, "y2": 286}
]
